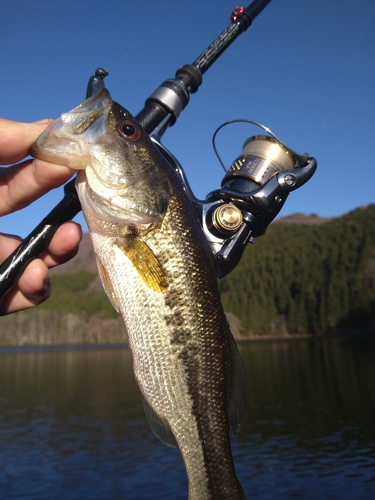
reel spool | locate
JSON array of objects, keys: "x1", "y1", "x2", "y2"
[{"x1": 224, "y1": 134, "x2": 297, "y2": 188}]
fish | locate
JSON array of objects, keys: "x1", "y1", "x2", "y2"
[{"x1": 30, "y1": 88, "x2": 248, "y2": 499}]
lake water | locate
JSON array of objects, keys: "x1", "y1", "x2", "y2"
[{"x1": 0, "y1": 336, "x2": 374, "y2": 499}]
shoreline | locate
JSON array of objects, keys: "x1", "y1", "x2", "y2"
[{"x1": 0, "y1": 331, "x2": 373, "y2": 351}]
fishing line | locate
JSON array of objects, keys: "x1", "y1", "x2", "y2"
[
  {"x1": 313, "y1": 3, "x2": 375, "y2": 149},
  {"x1": 107, "y1": 0, "x2": 193, "y2": 72}
]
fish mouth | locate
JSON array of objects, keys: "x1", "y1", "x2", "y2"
[{"x1": 30, "y1": 89, "x2": 113, "y2": 169}]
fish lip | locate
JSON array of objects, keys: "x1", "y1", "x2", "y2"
[
  {"x1": 73, "y1": 88, "x2": 112, "y2": 115},
  {"x1": 30, "y1": 89, "x2": 113, "y2": 167},
  {"x1": 60, "y1": 108, "x2": 103, "y2": 135}
]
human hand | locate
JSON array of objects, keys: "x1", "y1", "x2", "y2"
[{"x1": 0, "y1": 118, "x2": 82, "y2": 315}]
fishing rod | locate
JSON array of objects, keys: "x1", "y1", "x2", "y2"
[
  {"x1": 0, "y1": 0, "x2": 315, "y2": 298},
  {"x1": 134, "y1": 0, "x2": 274, "y2": 134}
]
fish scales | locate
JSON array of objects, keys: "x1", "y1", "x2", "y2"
[{"x1": 30, "y1": 89, "x2": 247, "y2": 499}]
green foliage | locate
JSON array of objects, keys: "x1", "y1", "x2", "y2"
[
  {"x1": 219, "y1": 205, "x2": 375, "y2": 335},
  {"x1": 39, "y1": 271, "x2": 118, "y2": 318}
]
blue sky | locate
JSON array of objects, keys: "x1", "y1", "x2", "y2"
[{"x1": 1, "y1": 0, "x2": 374, "y2": 237}]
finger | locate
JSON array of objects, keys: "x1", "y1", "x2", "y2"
[
  {"x1": 0, "y1": 223, "x2": 82, "y2": 269},
  {"x1": 0, "y1": 157, "x2": 77, "y2": 216},
  {"x1": 0, "y1": 222, "x2": 82, "y2": 315},
  {"x1": 0, "y1": 118, "x2": 52, "y2": 164},
  {"x1": 0, "y1": 118, "x2": 77, "y2": 216},
  {"x1": 41, "y1": 221, "x2": 82, "y2": 268},
  {"x1": 0, "y1": 258, "x2": 51, "y2": 315},
  {"x1": 17, "y1": 258, "x2": 51, "y2": 304}
]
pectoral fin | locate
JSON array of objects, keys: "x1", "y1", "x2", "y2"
[{"x1": 117, "y1": 236, "x2": 168, "y2": 293}]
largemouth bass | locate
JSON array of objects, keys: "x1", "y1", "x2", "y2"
[{"x1": 30, "y1": 89, "x2": 248, "y2": 499}]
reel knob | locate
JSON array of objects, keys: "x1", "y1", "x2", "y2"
[{"x1": 213, "y1": 204, "x2": 243, "y2": 233}]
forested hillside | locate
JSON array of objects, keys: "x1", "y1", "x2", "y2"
[
  {"x1": 219, "y1": 204, "x2": 375, "y2": 335},
  {"x1": 1, "y1": 205, "x2": 374, "y2": 344}
]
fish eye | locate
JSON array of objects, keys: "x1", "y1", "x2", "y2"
[{"x1": 119, "y1": 120, "x2": 142, "y2": 141}]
